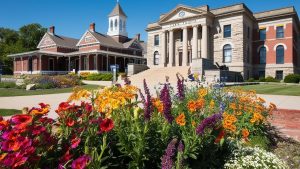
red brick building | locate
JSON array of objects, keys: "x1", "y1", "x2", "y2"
[{"x1": 9, "y1": 2, "x2": 146, "y2": 75}]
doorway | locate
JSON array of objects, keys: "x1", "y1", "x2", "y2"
[
  {"x1": 179, "y1": 52, "x2": 183, "y2": 66},
  {"x1": 75, "y1": 59, "x2": 79, "y2": 73},
  {"x1": 49, "y1": 58, "x2": 54, "y2": 71}
]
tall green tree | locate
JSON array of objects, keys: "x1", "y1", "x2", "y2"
[{"x1": 0, "y1": 23, "x2": 47, "y2": 74}]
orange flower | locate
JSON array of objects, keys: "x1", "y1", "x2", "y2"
[
  {"x1": 258, "y1": 97, "x2": 266, "y2": 103},
  {"x1": 187, "y1": 101, "x2": 197, "y2": 112},
  {"x1": 152, "y1": 98, "x2": 163, "y2": 113},
  {"x1": 222, "y1": 113, "x2": 237, "y2": 133},
  {"x1": 192, "y1": 121, "x2": 196, "y2": 127},
  {"x1": 176, "y1": 113, "x2": 186, "y2": 126},
  {"x1": 0, "y1": 153, "x2": 7, "y2": 161},
  {"x1": 242, "y1": 128, "x2": 250, "y2": 138}
]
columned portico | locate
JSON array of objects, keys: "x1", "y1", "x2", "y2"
[
  {"x1": 160, "y1": 31, "x2": 166, "y2": 67},
  {"x1": 192, "y1": 25, "x2": 198, "y2": 59},
  {"x1": 201, "y1": 24, "x2": 208, "y2": 59},
  {"x1": 168, "y1": 30, "x2": 174, "y2": 67},
  {"x1": 182, "y1": 27, "x2": 188, "y2": 66}
]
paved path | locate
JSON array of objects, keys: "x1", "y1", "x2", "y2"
[
  {"x1": 0, "y1": 93, "x2": 71, "y2": 119},
  {"x1": 258, "y1": 94, "x2": 300, "y2": 110}
]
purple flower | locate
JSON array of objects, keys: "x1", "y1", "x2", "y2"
[
  {"x1": 143, "y1": 79, "x2": 153, "y2": 121},
  {"x1": 160, "y1": 84, "x2": 174, "y2": 123},
  {"x1": 161, "y1": 138, "x2": 178, "y2": 169},
  {"x1": 177, "y1": 140, "x2": 184, "y2": 153},
  {"x1": 196, "y1": 113, "x2": 222, "y2": 135},
  {"x1": 176, "y1": 74, "x2": 185, "y2": 101},
  {"x1": 124, "y1": 77, "x2": 131, "y2": 85}
]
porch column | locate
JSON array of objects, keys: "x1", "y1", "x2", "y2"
[
  {"x1": 21, "y1": 57, "x2": 24, "y2": 72},
  {"x1": 87, "y1": 55, "x2": 89, "y2": 70},
  {"x1": 96, "y1": 55, "x2": 98, "y2": 71},
  {"x1": 192, "y1": 25, "x2": 198, "y2": 59},
  {"x1": 39, "y1": 55, "x2": 42, "y2": 71},
  {"x1": 79, "y1": 55, "x2": 82, "y2": 71},
  {"x1": 168, "y1": 30, "x2": 174, "y2": 67},
  {"x1": 201, "y1": 24, "x2": 208, "y2": 59},
  {"x1": 160, "y1": 30, "x2": 166, "y2": 67},
  {"x1": 182, "y1": 27, "x2": 188, "y2": 66}
]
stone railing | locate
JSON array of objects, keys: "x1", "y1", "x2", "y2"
[{"x1": 127, "y1": 64, "x2": 149, "y2": 76}]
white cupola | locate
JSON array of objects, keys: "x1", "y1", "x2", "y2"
[{"x1": 107, "y1": 2, "x2": 128, "y2": 37}]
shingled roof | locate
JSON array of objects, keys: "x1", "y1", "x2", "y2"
[
  {"x1": 88, "y1": 31, "x2": 124, "y2": 48},
  {"x1": 49, "y1": 33, "x2": 79, "y2": 49},
  {"x1": 109, "y1": 3, "x2": 127, "y2": 17}
]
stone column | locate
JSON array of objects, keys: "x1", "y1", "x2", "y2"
[
  {"x1": 192, "y1": 25, "x2": 198, "y2": 60},
  {"x1": 39, "y1": 55, "x2": 42, "y2": 71},
  {"x1": 168, "y1": 30, "x2": 174, "y2": 67},
  {"x1": 201, "y1": 24, "x2": 208, "y2": 59},
  {"x1": 160, "y1": 31, "x2": 166, "y2": 67},
  {"x1": 79, "y1": 55, "x2": 82, "y2": 71},
  {"x1": 95, "y1": 55, "x2": 98, "y2": 71},
  {"x1": 182, "y1": 27, "x2": 188, "y2": 66}
]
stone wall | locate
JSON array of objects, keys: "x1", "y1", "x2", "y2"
[{"x1": 127, "y1": 63, "x2": 149, "y2": 76}]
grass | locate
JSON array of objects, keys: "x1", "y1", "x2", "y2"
[
  {"x1": 0, "y1": 109, "x2": 22, "y2": 116},
  {"x1": 0, "y1": 84, "x2": 101, "y2": 97},
  {"x1": 233, "y1": 84, "x2": 300, "y2": 96},
  {"x1": 0, "y1": 75, "x2": 14, "y2": 78}
]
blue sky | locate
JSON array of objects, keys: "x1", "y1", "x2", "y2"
[{"x1": 1, "y1": 0, "x2": 299, "y2": 41}]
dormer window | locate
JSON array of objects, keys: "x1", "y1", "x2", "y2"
[
  {"x1": 120, "y1": 19, "x2": 123, "y2": 31},
  {"x1": 115, "y1": 19, "x2": 118, "y2": 29},
  {"x1": 85, "y1": 35, "x2": 93, "y2": 42}
]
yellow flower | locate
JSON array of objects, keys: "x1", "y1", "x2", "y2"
[
  {"x1": 198, "y1": 88, "x2": 208, "y2": 98},
  {"x1": 209, "y1": 100, "x2": 215, "y2": 109},
  {"x1": 68, "y1": 87, "x2": 91, "y2": 102},
  {"x1": 176, "y1": 113, "x2": 186, "y2": 126},
  {"x1": 192, "y1": 121, "x2": 196, "y2": 127}
]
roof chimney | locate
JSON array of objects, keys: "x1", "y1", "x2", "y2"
[
  {"x1": 49, "y1": 26, "x2": 55, "y2": 35},
  {"x1": 89, "y1": 23, "x2": 95, "y2": 32},
  {"x1": 136, "y1": 33, "x2": 140, "y2": 41}
]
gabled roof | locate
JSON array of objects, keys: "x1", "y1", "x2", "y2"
[
  {"x1": 109, "y1": 3, "x2": 127, "y2": 17},
  {"x1": 123, "y1": 37, "x2": 143, "y2": 50},
  {"x1": 37, "y1": 32, "x2": 78, "y2": 49},
  {"x1": 77, "y1": 30, "x2": 124, "y2": 48}
]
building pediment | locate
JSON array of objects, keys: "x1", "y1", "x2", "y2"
[
  {"x1": 159, "y1": 5, "x2": 208, "y2": 24},
  {"x1": 37, "y1": 33, "x2": 56, "y2": 49},
  {"x1": 77, "y1": 31, "x2": 100, "y2": 47}
]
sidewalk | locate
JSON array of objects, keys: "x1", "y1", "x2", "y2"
[{"x1": 258, "y1": 94, "x2": 300, "y2": 110}]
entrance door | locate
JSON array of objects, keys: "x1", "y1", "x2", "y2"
[
  {"x1": 49, "y1": 58, "x2": 54, "y2": 71},
  {"x1": 179, "y1": 52, "x2": 182, "y2": 66}
]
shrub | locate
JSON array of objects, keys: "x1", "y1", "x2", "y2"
[
  {"x1": 85, "y1": 73, "x2": 113, "y2": 81},
  {"x1": 265, "y1": 76, "x2": 280, "y2": 82},
  {"x1": 0, "y1": 82, "x2": 16, "y2": 88},
  {"x1": 24, "y1": 75, "x2": 81, "y2": 89},
  {"x1": 273, "y1": 141, "x2": 300, "y2": 169},
  {"x1": 284, "y1": 74, "x2": 300, "y2": 83},
  {"x1": 259, "y1": 77, "x2": 266, "y2": 82},
  {"x1": 246, "y1": 78, "x2": 255, "y2": 82},
  {"x1": 224, "y1": 147, "x2": 288, "y2": 169},
  {"x1": 79, "y1": 72, "x2": 90, "y2": 80}
]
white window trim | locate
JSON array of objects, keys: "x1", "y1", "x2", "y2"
[
  {"x1": 257, "y1": 45, "x2": 269, "y2": 53},
  {"x1": 273, "y1": 43, "x2": 287, "y2": 51}
]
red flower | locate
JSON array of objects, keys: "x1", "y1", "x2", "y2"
[
  {"x1": 60, "y1": 150, "x2": 73, "y2": 163},
  {"x1": 66, "y1": 118, "x2": 75, "y2": 127},
  {"x1": 71, "y1": 155, "x2": 91, "y2": 169},
  {"x1": 56, "y1": 102, "x2": 77, "y2": 114},
  {"x1": 0, "y1": 119, "x2": 9, "y2": 131},
  {"x1": 2, "y1": 152, "x2": 28, "y2": 168},
  {"x1": 11, "y1": 114, "x2": 32, "y2": 126},
  {"x1": 214, "y1": 130, "x2": 225, "y2": 144},
  {"x1": 71, "y1": 137, "x2": 81, "y2": 149},
  {"x1": 100, "y1": 118, "x2": 114, "y2": 133},
  {"x1": 1, "y1": 140, "x2": 22, "y2": 151},
  {"x1": 85, "y1": 103, "x2": 92, "y2": 113}
]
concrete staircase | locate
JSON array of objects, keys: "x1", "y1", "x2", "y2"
[{"x1": 127, "y1": 66, "x2": 191, "y2": 91}]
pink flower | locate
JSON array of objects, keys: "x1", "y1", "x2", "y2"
[
  {"x1": 99, "y1": 118, "x2": 114, "y2": 133},
  {"x1": 71, "y1": 137, "x2": 81, "y2": 149},
  {"x1": 2, "y1": 152, "x2": 28, "y2": 168},
  {"x1": 71, "y1": 155, "x2": 91, "y2": 169},
  {"x1": 11, "y1": 114, "x2": 32, "y2": 129}
]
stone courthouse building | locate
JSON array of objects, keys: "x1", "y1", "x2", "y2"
[
  {"x1": 146, "y1": 3, "x2": 300, "y2": 80},
  {"x1": 9, "y1": 2, "x2": 146, "y2": 75}
]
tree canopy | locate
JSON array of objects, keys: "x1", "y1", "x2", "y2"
[{"x1": 0, "y1": 23, "x2": 47, "y2": 74}]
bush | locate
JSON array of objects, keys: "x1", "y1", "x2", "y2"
[
  {"x1": 284, "y1": 74, "x2": 300, "y2": 83},
  {"x1": 259, "y1": 77, "x2": 266, "y2": 82},
  {"x1": 224, "y1": 147, "x2": 288, "y2": 169},
  {"x1": 273, "y1": 141, "x2": 300, "y2": 169},
  {"x1": 265, "y1": 76, "x2": 280, "y2": 82},
  {"x1": 246, "y1": 78, "x2": 255, "y2": 82},
  {"x1": 85, "y1": 73, "x2": 113, "y2": 81},
  {"x1": 0, "y1": 82, "x2": 17, "y2": 88},
  {"x1": 24, "y1": 75, "x2": 81, "y2": 89},
  {"x1": 79, "y1": 72, "x2": 90, "y2": 80}
]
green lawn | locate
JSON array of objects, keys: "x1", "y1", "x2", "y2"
[
  {"x1": 234, "y1": 84, "x2": 300, "y2": 96},
  {"x1": 0, "y1": 84, "x2": 101, "y2": 97},
  {"x1": 0, "y1": 109, "x2": 22, "y2": 116}
]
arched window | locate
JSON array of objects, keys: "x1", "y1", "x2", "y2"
[
  {"x1": 114, "y1": 19, "x2": 118, "y2": 29},
  {"x1": 110, "y1": 20, "x2": 113, "y2": 31},
  {"x1": 259, "y1": 47, "x2": 266, "y2": 64},
  {"x1": 154, "y1": 51, "x2": 160, "y2": 65},
  {"x1": 276, "y1": 45, "x2": 284, "y2": 64},
  {"x1": 223, "y1": 44, "x2": 232, "y2": 63},
  {"x1": 123, "y1": 21, "x2": 126, "y2": 30},
  {"x1": 120, "y1": 19, "x2": 123, "y2": 31}
]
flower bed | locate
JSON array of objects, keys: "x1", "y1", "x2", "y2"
[{"x1": 0, "y1": 77, "x2": 289, "y2": 169}]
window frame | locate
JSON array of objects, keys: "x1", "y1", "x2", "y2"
[
  {"x1": 259, "y1": 28, "x2": 266, "y2": 41},
  {"x1": 154, "y1": 35, "x2": 159, "y2": 46},
  {"x1": 276, "y1": 26, "x2": 284, "y2": 39},
  {"x1": 275, "y1": 70, "x2": 283, "y2": 80},
  {"x1": 223, "y1": 44, "x2": 232, "y2": 63},
  {"x1": 276, "y1": 45, "x2": 284, "y2": 64},
  {"x1": 223, "y1": 25, "x2": 231, "y2": 38},
  {"x1": 154, "y1": 51, "x2": 160, "y2": 65},
  {"x1": 259, "y1": 47, "x2": 267, "y2": 64}
]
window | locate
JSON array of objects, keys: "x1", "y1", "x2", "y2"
[
  {"x1": 120, "y1": 19, "x2": 123, "y2": 31},
  {"x1": 247, "y1": 26, "x2": 250, "y2": 39},
  {"x1": 154, "y1": 35, "x2": 159, "y2": 46},
  {"x1": 224, "y1": 25, "x2": 231, "y2": 38},
  {"x1": 123, "y1": 21, "x2": 126, "y2": 30},
  {"x1": 276, "y1": 26, "x2": 284, "y2": 38},
  {"x1": 223, "y1": 44, "x2": 232, "y2": 63},
  {"x1": 259, "y1": 47, "x2": 266, "y2": 64},
  {"x1": 154, "y1": 51, "x2": 159, "y2": 65},
  {"x1": 276, "y1": 70, "x2": 283, "y2": 80},
  {"x1": 28, "y1": 57, "x2": 33, "y2": 72},
  {"x1": 276, "y1": 45, "x2": 284, "y2": 64},
  {"x1": 258, "y1": 71, "x2": 265, "y2": 78},
  {"x1": 114, "y1": 19, "x2": 118, "y2": 29},
  {"x1": 85, "y1": 35, "x2": 93, "y2": 42},
  {"x1": 259, "y1": 28, "x2": 266, "y2": 40},
  {"x1": 110, "y1": 20, "x2": 113, "y2": 31},
  {"x1": 83, "y1": 57, "x2": 88, "y2": 70}
]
